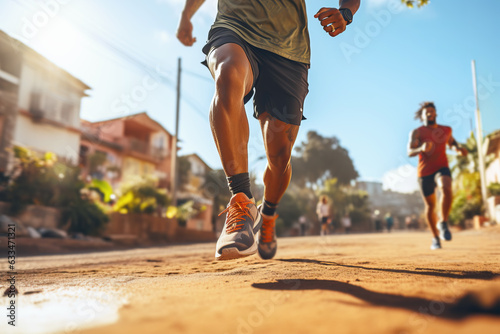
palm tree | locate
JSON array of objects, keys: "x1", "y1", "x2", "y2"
[
  {"x1": 449, "y1": 131, "x2": 494, "y2": 183},
  {"x1": 448, "y1": 131, "x2": 495, "y2": 225}
]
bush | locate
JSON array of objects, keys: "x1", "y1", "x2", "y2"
[
  {"x1": 449, "y1": 190, "x2": 483, "y2": 225},
  {"x1": 449, "y1": 172, "x2": 484, "y2": 225},
  {"x1": 488, "y1": 182, "x2": 500, "y2": 197},
  {"x1": 349, "y1": 207, "x2": 369, "y2": 225},
  {"x1": 114, "y1": 176, "x2": 169, "y2": 214},
  {"x1": 173, "y1": 200, "x2": 200, "y2": 227},
  {"x1": 275, "y1": 192, "x2": 303, "y2": 232},
  {"x1": 2, "y1": 146, "x2": 110, "y2": 235},
  {"x1": 61, "y1": 198, "x2": 110, "y2": 236},
  {"x1": 3, "y1": 147, "x2": 78, "y2": 213}
]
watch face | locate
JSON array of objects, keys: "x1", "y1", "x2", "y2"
[{"x1": 341, "y1": 8, "x2": 353, "y2": 23}]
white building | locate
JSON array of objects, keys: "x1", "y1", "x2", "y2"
[
  {"x1": 355, "y1": 180, "x2": 423, "y2": 221},
  {"x1": 178, "y1": 153, "x2": 214, "y2": 231},
  {"x1": 0, "y1": 30, "x2": 90, "y2": 172}
]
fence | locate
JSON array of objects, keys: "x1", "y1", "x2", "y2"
[{"x1": 105, "y1": 212, "x2": 216, "y2": 243}]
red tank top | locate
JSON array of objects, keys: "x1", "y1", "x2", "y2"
[{"x1": 417, "y1": 125, "x2": 451, "y2": 177}]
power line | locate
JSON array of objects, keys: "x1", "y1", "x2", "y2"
[
  {"x1": 11, "y1": 0, "x2": 211, "y2": 121},
  {"x1": 184, "y1": 69, "x2": 213, "y2": 83}
]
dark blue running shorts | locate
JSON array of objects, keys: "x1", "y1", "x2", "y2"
[
  {"x1": 418, "y1": 167, "x2": 452, "y2": 197},
  {"x1": 202, "y1": 27, "x2": 309, "y2": 126}
]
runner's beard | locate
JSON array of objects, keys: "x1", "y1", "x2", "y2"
[{"x1": 425, "y1": 119, "x2": 436, "y2": 126}]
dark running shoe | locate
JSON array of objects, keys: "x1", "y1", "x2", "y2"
[
  {"x1": 215, "y1": 193, "x2": 262, "y2": 261},
  {"x1": 431, "y1": 237, "x2": 442, "y2": 250},
  {"x1": 257, "y1": 205, "x2": 278, "y2": 260},
  {"x1": 437, "y1": 221, "x2": 452, "y2": 241}
]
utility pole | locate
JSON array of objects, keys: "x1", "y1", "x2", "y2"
[
  {"x1": 471, "y1": 60, "x2": 489, "y2": 217},
  {"x1": 171, "y1": 57, "x2": 181, "y2": 206}
]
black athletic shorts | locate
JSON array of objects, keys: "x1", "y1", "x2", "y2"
[
  {"x1": 202, "y1": 27, "x2": 309, "y2": 125},
  {"x1": 418, "y1": 167, "x2": 452, "y2": 197}
]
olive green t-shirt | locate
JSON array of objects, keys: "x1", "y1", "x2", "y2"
[{"x1": 211, "y1": 0, "x2": 311, "y2": 64}]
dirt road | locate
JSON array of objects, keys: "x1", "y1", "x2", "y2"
[{"x1": 1, "y1": 227, "x2": 500, "y2": 334}]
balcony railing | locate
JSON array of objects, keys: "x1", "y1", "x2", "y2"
[
  {"x1": 126, "y1": 138, "x2": 168, "y2": 161},
  {"x1": 129, "y1": 138, "x2": 148, "y2": 153}
]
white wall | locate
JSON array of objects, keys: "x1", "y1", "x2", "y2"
[
  {"x1": 17, "y1": 64, "x2": 34, "y2": 110},
  {"x1": 13, "y1": 114, "x2": 80, "y2": 163},
  {"x1": 486, "y1": 159, "x2": 500, "y2": 184},
  {"x1": 188, "y1": 156, "x2": 206, "y2": 176},
  {"x1": 18, "y1": 63, "x2": 81, "y2": 128}
]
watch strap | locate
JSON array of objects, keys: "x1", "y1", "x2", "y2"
[{"x1": 339, "y1": 8, "x2": 353, "y2": 26}]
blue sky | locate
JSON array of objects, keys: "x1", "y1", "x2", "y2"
[{"x1": 1, "y1": 0, "x2": 499, "y2": 192}]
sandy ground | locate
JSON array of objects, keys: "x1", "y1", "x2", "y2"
[{"x1": 1, "y1": 227, "x2": 500, "y2": 334}]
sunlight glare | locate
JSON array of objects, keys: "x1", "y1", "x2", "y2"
[{"x1": 35, "y1": 18, "x2": 87, "y2": 68}]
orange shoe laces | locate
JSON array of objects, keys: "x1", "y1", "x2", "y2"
[
  {"x1": 219, "y1": 200, "x2": 253, "y2": 234},
  {"x1": 260, "y1": 214, "x2": 278, "y2": 243}
]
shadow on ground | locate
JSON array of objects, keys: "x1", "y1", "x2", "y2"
[
  {"x1": 252, "y1": 278, "x2": 500, "y2": 318},
  {"x1": 279, "y1": 258, "x2": 499, "y2": 280}
]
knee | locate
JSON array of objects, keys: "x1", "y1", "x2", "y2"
[
  {"x1": 214, "y1": 61, "x2": 248, "y2": 101},
  {"x1": 425, "y1": 203, "x2": 436, "y2": 212},
  {"x1": 439, "y1": 185, "x2": 452, "y2": 197},
  {"x1": 267, "y1": 149, "x2": 292, "y2": 172}
]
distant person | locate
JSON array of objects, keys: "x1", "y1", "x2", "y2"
[
  {"x1": 177, "y1": 1, "x2": 361, "y2": 260},
  {"x1": 385, "y1": 212, "x2": 394, "y2": 232},
  {"x1": 407, "y1": 102, "x2": 468, "y2": 250},
  {"x1": 341, "y1": 213, "x2": 351, "y2": 234},
  {"x1": 316, "y1": 196, "x2": 331, "y2": 236},
  {"x1": 299, "y1": 215, "x2": 308, "y2": 236},
  {"x1": 410, "y1": 214, "x2": 419, "y2": 230},
  {"x1": 373, "y1": 210, "x2": 382, "y2": 232},
  {"x1": 405, "y1": 216, "x2": 412, "y2": 229}
]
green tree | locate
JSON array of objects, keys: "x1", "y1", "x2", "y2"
[
  {"x1": 319, "y1": 178, "x2": 371, "y2": 227},
  {"x1": 449, "y1": 172, "x2": 484, "y2": 225},
  {"x1": 202, "y1": 169, "x2": 231, "y2": 231},
  {"x1": 114, "y1": 176, "x2": 169, "y2": 214},
  {"x1": 274, "y1": 191, "x2": 306, "y2": 236},
  {"x1": 448, "y1": 132, "x2": 495, "y2": 225},
  {"x1": 402, "y1": 0, "x2": 430, "y2": 8},
  {"x1": 88, "y1": 151, "x2": 107, "y2": 176},
  {"x1": 177, "y1": 155, "x2": 191, "y2": 191},
  {"x1": 292, "y1": 131, "x2": 358, "y2": 189},
  {"x1": 488, "y1": 182, "x2": 500, "y2": 196},
  {"x1": 449, "y1": 132, "x2": 488, "y2": 179}
]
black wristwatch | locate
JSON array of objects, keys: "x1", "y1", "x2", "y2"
[{"x1": 339, "y1": 8, "x2": 353, "y2": 26}]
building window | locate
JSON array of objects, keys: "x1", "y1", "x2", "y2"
[
  {"x1": 43, "y1": 94, "x2": 60, "y2": 121},
  {"x1": 79, "y1": 145, "x2": 89, "y2": 168},
  {"x1": 29, "y1": 91, "x2": 41, "y2": 112},
  {"x1": 61, "y1": 102, "x2": 74, "y2": 125}
]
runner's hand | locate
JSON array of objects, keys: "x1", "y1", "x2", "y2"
[
  {"x1": 314, "y1": 8, "x2": 346, "y2": 37},
  {"x1": 177, "y1": 14, "x2": 196, "y2": 46},
  {"x1": 421, "y1": 142, "x2": 434, "y2": 154},
  {"x1": 457, "y1": 147, "x2": 468, "y2": 156}
]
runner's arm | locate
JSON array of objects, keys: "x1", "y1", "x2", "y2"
[
  {"x1": 314, "y1": 0, "x2": 360, "y2": 38},
  {"x1": 340, "y1": 0, "x2": 361, "y2": 14},
  {"x1": 448, "y1": 134, "x2": 468, "y2": 156},
  {"x1": 177, "y1": 0, "x2": 205, "y2": 46},
  {"x1": 407, "y1": 129, "x2": 430, "y2": 157}
]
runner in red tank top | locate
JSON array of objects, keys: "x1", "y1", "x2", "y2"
[{"x1": 407, "y1": 102, "x2": 468, "y2": 250}]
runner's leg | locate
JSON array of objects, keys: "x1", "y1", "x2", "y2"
[
  {"x1": 423, "y1": 194, "x2": 438, "y2": 237},
  {"x1": 207, "y1": 43, "x2": 254, "y2": 177},
  {"x1": 258, "y1": 112, "x2": 299, "y2": 204},
  {"x1": 436, "y1": 175, "x2": 452, "y2": 222},
  {"x1": 208, "y1": 44, "x2": 262, "y2": 260}
]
